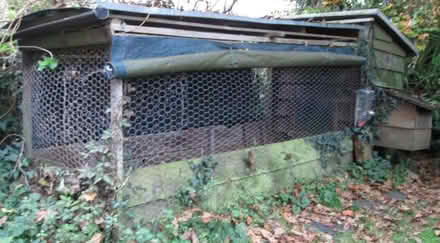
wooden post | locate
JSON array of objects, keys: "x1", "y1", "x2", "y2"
[
  {"x1": 353, "y1": 135, "x2": 373, "y2": 162},
  {"x1": 111, "y1": 79, "x2": 124, "y2": 183},
  {"x1": 22, "y1": 53, "x2": 33, "y2": 158}
]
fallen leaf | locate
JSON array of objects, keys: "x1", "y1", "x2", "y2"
[
  {"x1": 35, "y1": 210, "x2": 49, "y2": 223},
  {"x1": 87, "y1": 233, "x2": 104, "y2": 243},
  {"x1": 255, "y1": 228, "x2": 277, "y2": 242},
  {"x1": 81, "y1": 191, "x2": 97, "y2": 202},
  {"x1": 183, "y1": 230, "x2": 199, "y2": 243},
  {"x1": 343, "y1": 210, "x2": 354, "y2": 217},
  {"x1": 246, "y1": 216, "x2": 253, "y2": 225},
  {"x1": 38, "y1": 178, "x2": 50, "y2": 187},
  {"x1": 0, "y1": 216, "x2": 7, "y2": 226},
  {"x1": 399, "y1": 204, "x2": 411, "y2": 212}
]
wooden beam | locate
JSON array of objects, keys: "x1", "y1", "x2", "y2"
[
  {"x1": 111, "y1": 14, "x2": 358, "y2": 41},
  {"x1": 111, "y1": 23, "x2": 357, "y2": 47},
  {"x1": 111, "y1": 79, "x2": 124, "y2": 182},
  {"x1": 19, "y1": 26, "x2": 112, "y2": 50},
  {"x1": 326, "y1": 17, "x2": 375, "y2": 24},
  {"x1": 22, "y1": 53, "x2": 33, "y2": 158}
]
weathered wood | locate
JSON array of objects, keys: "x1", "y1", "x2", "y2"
[
  {"x1": 374, "y1": 50, "x2": 406, "y2": 73},
  {"x1": 287, "y1": 9, "x2": 418, "y2": 56},
  {"x1": 376, "y1": 102, "x2": 433, "y2": 151},
  {"x1": 326, "y1": 17, "x2": 375, "y2": 24},
  {"x1": 353, "y1": 136, "x2": 372, "y2": 162},
  {"x1": 375, "y1": 68, "x2": 404, "y2": 90},
  {"x1": 22, "y1": 57, "x2": 33, "y2": 158},
  {"x1": 111, "y1": 14, "x2": 358, "y2": 41},
  {"x1": 111, "y1": 23, "x2": 357, "y2": 47},
  {"x1": 415, "y1": 107, "x2": 433, "y2": 129},
  {"x1": 19, "y1": 26, "x2": 112, "y2": 50},
  {"x1": 375, "y1": 127, "x2": 431, "y2": 151},
  {"x1": 373, "y1": 24, "x2": 393, "y2": 43},
  {"x1": 373, "y1": 40, "x2": 406, "y2": 57},
  {"x1": 382, "y1": 103, "x2": 417, "y2": 129},
  {"x1": 111, "y1": 79, "x2": 124, "y2": 182}
]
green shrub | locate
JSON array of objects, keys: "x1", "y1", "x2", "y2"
[
  {"x1": 317, "y1": 182, "x2": 342, "y2": 209},
  {"x1": 348, "y1": 153, "x2": 392, "y2": 184}
]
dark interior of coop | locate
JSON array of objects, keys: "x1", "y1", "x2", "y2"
[{"x1": 122, "y1": 66, "x2": 361, "y2": 168}]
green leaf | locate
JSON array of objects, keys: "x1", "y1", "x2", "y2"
[{"x1": 37, "y1": 57, "x2": 58, "y2": 71}]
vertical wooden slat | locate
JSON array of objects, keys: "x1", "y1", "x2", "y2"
[
  {"x1": 22, "y1": 53, "x2": 33, "y2": 158},
  {"x1": 111, "y1": 79, "x2": 124, "y2": 182}
]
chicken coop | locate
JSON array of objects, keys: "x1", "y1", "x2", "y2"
[{"x1": 16, "y1": 3, "x2": 366, "y2": 214}]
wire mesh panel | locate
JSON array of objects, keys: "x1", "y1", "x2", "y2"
[
  {"x1": 25, "y1": 46, "x2": 111, "y2": 168},
  {"x1": 124, "y1": 66, "x2": 361, "y2": 168}
]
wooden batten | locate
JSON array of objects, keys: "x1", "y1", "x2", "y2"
[
  {"x1": 111, "y1": 14, "x2": 358, "y2": 42},
  {"x1": 22, "y1": 53, "x2": 33, "y2": 158},
  {"x1": 111, "y1": 21, "x2": 357, "y2": 47},
  {"x1": 111, "y1": 79, "x2": 124, "y2": 182},
  {"x1": 326, "y1": 17, "x2": 375, "y2": 24}
]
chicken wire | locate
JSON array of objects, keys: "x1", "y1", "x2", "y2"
[
  {"x1": 24, "y1": 46, "x2": 111, "y2": 168},
  {"x1": 124, "y1": 66, "x2": 361, "y2": 168},
  {"x1": 24, "y1": 45, "x2": 360, "y2": 169}
]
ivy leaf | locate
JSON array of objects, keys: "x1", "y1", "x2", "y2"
[{"x1": 37, "y1": 57, "x2": 58, "y2": 71}]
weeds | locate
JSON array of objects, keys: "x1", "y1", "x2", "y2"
[
  {"x1": 176, "y1": 157, "x2": 218, "y2": 207},
  {"x1": 317, "y1": 182, "x2": 342, "y2": 209},
  {"x1": 348, "y1": 153, "x2": 392, "y2": 184}
]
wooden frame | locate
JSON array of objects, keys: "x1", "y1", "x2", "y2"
[
  {"x1": 111, "y1": 20, "x2": 357, "y2": 47},
  {"x1": 111, "y1": 14, "x2": 358, "y2": 42}
]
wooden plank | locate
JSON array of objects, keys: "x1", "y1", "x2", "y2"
[
  {"x1": 373, "y1": 40, "x2": 406, "y2": 57},
  {"x1": 326, "y1": 17, "x2": 375, "y2": 24},
  {"x1": 374, "y1": 50, "x2": 406, "y2": 73},
  {"x1": 415, "y1": 107, "x2": 433, "y2": 129},
  {"x1": 111, "y1": 79, "x2": 124, "y2": 182},
  {"x1": 373, "y1": 24, "x2": 393, "y2": 43},
  {"x1": 375, "y1": 127, "x2": 431, "y2": 151},
  {"x1": 22, "y1": 54, "x2": 33, "y2": 158},
  {"x1": 374, "y1": 68, "x2": 404, "y2": 90},
  {"x1": 111, "y1": 14, "x2": 358, "y2": 41},
  {"x1": 19, "y1": 26, "x2": 111, "y2": 50},
  {"x1": 383, "y1": 103, "x2": 416, "y2": 129},
  {"x1": 111, "y1": 23, "x2": 357, "y2": 47}
]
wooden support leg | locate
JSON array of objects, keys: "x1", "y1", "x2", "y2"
[{"x1": 111, "y1": 79, "x2": 124, "y2": 182}]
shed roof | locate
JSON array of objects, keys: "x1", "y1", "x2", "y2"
[
  {"x1": 386, "y1": 90, "x2": 440, "y2": 111},
  {"x1": 286, "y1": 9, "x2": 418, "y2": 56},
  {"x1": 12, "y1": 2, "x2": 362, "y2": 40}
]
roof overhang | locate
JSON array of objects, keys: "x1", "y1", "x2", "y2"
[
  {"x1": 286, "y1": 9, "x2": 419, "y2": 57},
  {"x1": 10, "y1": 2, "x2": 363, "y2": 42}
]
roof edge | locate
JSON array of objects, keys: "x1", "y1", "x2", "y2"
[{"x1": 287, "y1": 9, "x2": 419, "y2": 56}]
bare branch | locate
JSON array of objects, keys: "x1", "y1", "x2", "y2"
[{"x1": 223, "y1": 0, "x2": 238, "y2": 14}]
